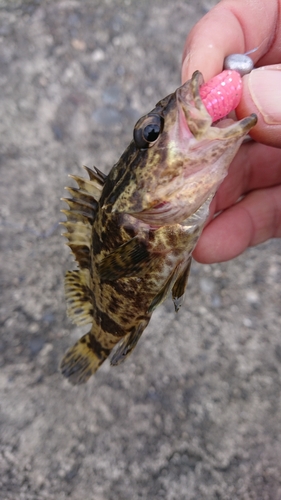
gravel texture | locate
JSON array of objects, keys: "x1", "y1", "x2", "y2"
[{"x1": 1, "y1": 1, "x2": 281, "y2": 499}]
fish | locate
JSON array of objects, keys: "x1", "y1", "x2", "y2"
[{"x1": 60, "y1": 70, "x2": 257, "y2": 385}]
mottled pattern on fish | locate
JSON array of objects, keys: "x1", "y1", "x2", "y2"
[{"x1": 60, "y1": 71, "x2": 257, "y2": 385}]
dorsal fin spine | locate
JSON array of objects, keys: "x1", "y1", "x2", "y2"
[{"x1": 61, "y1": 166, "x2": 106, "y2": 269}]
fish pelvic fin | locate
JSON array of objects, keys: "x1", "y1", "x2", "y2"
[
  {"x1": 110, "y1": 320, "x2": 149, "y2": 366},
  {"x1": 172, "y1": 258, "x2": 192, "y2": 312},
  {"x1": 64, "y1": 269, "x2": 93, "y2": 326},
  {"x1": 147, "y1": 265, "x2": 180, "y2": 314},
  {"x1": 60, "y1": 331, "x2": 112, "y2": 385},
  {"x1": 61, "y1": 166, "x2": 106, "y2": 269}
]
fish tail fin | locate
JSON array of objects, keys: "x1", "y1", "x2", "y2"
[{"x1": 60, "y1": 331, "x2": 112, "y2": 385}]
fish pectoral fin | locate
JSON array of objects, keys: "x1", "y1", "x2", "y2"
[
  {"x1": 64, "y1": 269, "x2": 94, "y2": 326},
  {"x1": 60, "y1": 332, "x2": 112, "y2": 385},
  {"x1": 97, "y1": 237, "x2": 150, "y2": 281},
  {"x1": 172, "y1": 258, "x2": 192, "y2": 312},
  {"x1": 110, "y1": 320, "x2": 148, "y2": 366}
]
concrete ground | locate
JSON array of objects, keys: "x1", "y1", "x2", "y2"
[{"x1": 1, "y1": 1, "x2": 281, "y2": 499}]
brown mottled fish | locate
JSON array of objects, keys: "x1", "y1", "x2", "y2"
[{"x1": 60, "y1": 70, "x2": 257, "y2": 384}]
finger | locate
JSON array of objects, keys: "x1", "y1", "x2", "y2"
[
  {"x1": 182, "y1": 0, "x2": 279, "y2": 82},
  {"x1": 193, "y1": 185, "x2": 281, "y2": 263},
  {"x1": 237, "y1": 65, "x2": 281, "y2": 146},
  {"x1": 213, "y1": 142, "x2": 281, "y2": 213}
]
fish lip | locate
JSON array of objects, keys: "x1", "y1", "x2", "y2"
[{"x1": 176, "y1": 71, "x2": 237, "y2": 135}]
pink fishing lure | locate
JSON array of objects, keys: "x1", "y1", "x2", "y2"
[{"x1": 199, "y1": 69, "x2": 242, "y2": 122}]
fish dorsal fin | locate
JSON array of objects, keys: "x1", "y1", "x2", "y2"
[
  {"x1": 61, "y1": 219, "x2": 92, "y2": 268},
  {"x1": 69, "y1": 165, "x2": 106, "y2": 202},
  {"x1": 64, "y1": 269, "x2": 94, "y2": 326},
  {"x1": 97, "y1": 237, "x2": 150, "y2": 281},
  {"x1": 172, "y1": 258, "x2": 192, "y2": 312},
  {"x1": 110, "y1": 320, "x2": 149, "y2": 366},
  {"x1": 61, "y1": 166, "x2": 106, "y2": 269}
]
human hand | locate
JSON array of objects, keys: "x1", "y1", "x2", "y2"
[{"x1": 182, "y1": 0, "x2": 281, "y2": 263}]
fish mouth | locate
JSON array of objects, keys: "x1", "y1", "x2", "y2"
[{"x1": 114, "y1": 72, "x2": 257, "y2": 227}]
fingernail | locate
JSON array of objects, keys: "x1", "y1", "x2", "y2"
[
  {"x1": 181, "y1": 52, "x2": 192, "y2": 82},
  {"x1": 248, "y1": 65, "x2": 281, "y2": 124}
]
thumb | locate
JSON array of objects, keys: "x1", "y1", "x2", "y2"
[{"x1": 237, "y1": 65, "x2": 281, "y2": 147}]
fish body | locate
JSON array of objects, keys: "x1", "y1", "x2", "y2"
[{"x1": 60, "y1": 71, "x2": 257, "y2": 384}]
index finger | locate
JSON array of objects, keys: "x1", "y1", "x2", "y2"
[{"x1": 182, "y1": 0, "x2": 280, "y2": 83}]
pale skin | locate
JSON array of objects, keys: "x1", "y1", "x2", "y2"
[{"x1": 182, "y1": 0, "x2": 281, "y2": 263}]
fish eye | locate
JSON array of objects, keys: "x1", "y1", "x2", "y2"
[{"x1": 133, "y1": 113, "x2": 164, "y2": 150}]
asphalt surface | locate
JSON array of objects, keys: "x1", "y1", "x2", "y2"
[{"x1": 1, "y1": 1, "x2": 281, "y2": 499}]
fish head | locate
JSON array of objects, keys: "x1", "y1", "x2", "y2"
[{"x1": 111, "y1": 71, "x2": 257, "y2": 226}]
